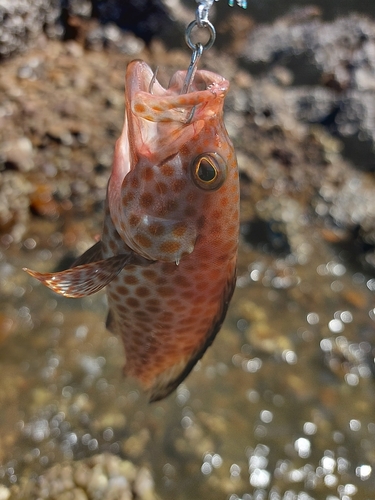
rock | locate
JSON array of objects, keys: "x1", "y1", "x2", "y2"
[
  {"x1": 0, "y1": 171, "x2": 32, "y2": 242},
  {"x1": 10, "y1": 454, "x2": 158, "y2": 500},
  {"x1": 90, "y1": 0, "x2": 172, "y2": 44},
  {"x1": 1, "y1": 137, "x2": 34, "y2": 172},
  {"x1": 0, "y1": 0, "x2": 60, "y2": 59},
  {"x1": 241, "y1": 14, "x2": 375, "y2": 169},
  {"x1": 133, "y1": 468, "x2": 155, "y2": 500},
  {"x1": 0, "y1": 485, "x2": 10, "y2": 500},
  {"x1": 122, "y1": 429, "x2": 150, "y2": 459}
]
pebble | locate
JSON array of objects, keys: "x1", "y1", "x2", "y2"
[
  {"x1": 10, "y1": 454, "x2": 156, "y2": 500},
  {"x1": 1, "y1": 137, "x2": 34, "y2": 172},
  {"x1": 0, "y1": 485, "x2": 10, "y2": 500}
]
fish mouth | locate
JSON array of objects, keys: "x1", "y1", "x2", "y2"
[
  {"x1": 118, "y1": 60, "x2": 230, "y2": 167},
  {"x1": 126, "y1": 59, "x2": 230, "y2": 125}
]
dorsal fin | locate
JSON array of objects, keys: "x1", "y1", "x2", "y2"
[{"x1": 71, "y1": 240, "x2": 103, "y2": 267}]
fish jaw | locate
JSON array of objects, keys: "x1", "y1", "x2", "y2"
[
  {"x1": 127, "y1": 60, "x2": 230, "y2": 162},
  {"x1": 108, "y1": 60, "x2": 233, "y2": 263}
]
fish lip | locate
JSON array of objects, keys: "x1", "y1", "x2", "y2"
[{"x1": 128, "y1": 59, "x2": 229, "y2": 96}]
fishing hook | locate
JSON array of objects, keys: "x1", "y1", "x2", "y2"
[
  {"x1": 149, "y1": 66, "x2": 159, "y2": 94},
  {"x1": 182, "y1": 15, "x2": 215, "y2": 96},
  {"x1": 181, "y1": 0, "x2": 246, "y2": 108}
]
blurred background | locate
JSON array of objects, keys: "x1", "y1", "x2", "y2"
[{"x1": 1, "y1": 0, "x2": 375, "y2": 499}]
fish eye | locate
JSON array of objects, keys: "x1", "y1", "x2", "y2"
[{"x1": 190, "y1": 153, "x2": 227, "y2": 191}]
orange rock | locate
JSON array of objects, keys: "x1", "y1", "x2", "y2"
[{"x1": 29, "y1": 184, "x2": 60, "y2": 217}]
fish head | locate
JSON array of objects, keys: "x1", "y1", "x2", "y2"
[{"x1": 108, "y1": 60, "x2": 235, "y2": 263}]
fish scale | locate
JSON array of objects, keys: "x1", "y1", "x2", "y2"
[{"x1": 25, "y1": 60, "x2": 239, "y2": 402}]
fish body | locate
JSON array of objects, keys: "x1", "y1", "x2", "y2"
[{"x1": 25, "y1": 60, "x2": 239, "y2": 401}]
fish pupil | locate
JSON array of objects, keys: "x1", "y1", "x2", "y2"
[{"x1": 197, "y1": 158, "x2": 217, "y2": 182}]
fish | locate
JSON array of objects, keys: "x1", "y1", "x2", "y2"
[{"x1": 24, "y1": 59, "x2": 239, "y2": 402}]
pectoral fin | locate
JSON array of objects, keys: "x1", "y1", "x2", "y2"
[{"x1": 24, "y1": 253, "x2": 132, "y2": 298}]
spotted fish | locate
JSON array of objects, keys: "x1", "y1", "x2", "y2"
[{"x1": 25, "y1": 60, "x2": 239, "y2": 402}]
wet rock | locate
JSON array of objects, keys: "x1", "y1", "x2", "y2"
[
  {"x1": 0, "y1": 485, "x2": 10, "y2": 500},
  {"x1": 122, "y1": 429, "x2": 150, "y2": 460},
  {"x1": 0, "y1": 0, "x2": 60, "y2": 59},
  {"x1": 84, "y1": 23, "x2": 145, "y2": 55},
  {"x1": 133, "y1": 467, "x2": 155, "y2": 500},
  {"x1": 236, "y1": 299, "x2": 294, "y2": 354},
  {"x1": 0, "y1": 314, "x2": 17, "y2": 345},
  {"x1": 1, "y1": 137, "x2": 34, "y2": 172},
  {"x1": 222, "y1": 14, "x2": 375, "y2": 268},
  {"x1": 10, "y1": 454, "x2": 157, "y2": 500},
  {"x1": 90, "y1": 0, "x2": 172, "y2": 44},
  {"x1": 0, "y1": 0, "x2": 175, "y2": 60},
  {"x1": 0, "y1": 171, "x2": 32, "y2": 243},
  {"x1": 241, "y1": 13, "x2": 375, "y2": 169}
]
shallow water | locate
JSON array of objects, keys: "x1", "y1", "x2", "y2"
[
  {"x1": 1, "y1": 4, "x2": 375, "y2": 498},
  {"x1": 1, "y1": 210, "x2": 375, "y2": 499}
]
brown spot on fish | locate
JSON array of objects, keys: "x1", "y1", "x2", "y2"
[
  {"x1": 124, "y1": 275, "x2": 139, "y2": 285},
  {"x1": 134, "y1": 103, "x2": 146, "y2": 114},
  {"x1": 165, "y1": 199, "x2": 178, "y2": 212},
  {"x1": 197, "y1": 215, "x2": 206, "y2": 229},
  {"x1": 145, "y1": 306, "x2": 161, "y2": 314},
  {"x1": 210, "y1": 223, "x2": 221, "y2": 236},
  {"x1": 122, "y1": 192, "x2": 134, "y2": 206},
  {"x1": 142, "y1": 269, "x2": 158, "y2": 281},
  {"x1": 145, "y1": 298, "x2": 161, "y2": 307},
  {"x1": 134, "y1": 234, "x2": 152, "y2": 248},
  {"x1": 184, "y1": 206, "x2": 197, "y2": 217},
  {"x1": 212, "y1": 209, "x2": 223, "y2": 219},
  {"x1": 160, "y1": 263, "x2": 177, "y2": 275},
  {"x1": 172, "y1": 222, "x2": 187, "y2": 237},
  {"x1": 140, "y1": 192, "x2": 154, "y2": 208},
  {"x1": 157, "y1": 286, "x2": 175, "y2": 297},
  {"x1": 186, "y1": 192, "x2": 197, "y2": 203},
  {"x1": 129, "y1": 214, "x2": 140, "y2": 228},
  {"x1": 173, "y1": 275, "x2": 191, "y2": 287},
  {"x1": 141, "y1": 167, "x2": 154, "y2": 182},
  {"x1": 220, "y1": 196, "x2": 229, "y2": 207},
  {"x1": 131, "y1": 177, "x2": 139, "y2": 189},
  {"x1": 126, "y1": 297, "x2": 140, "y2": 308},
  {"x1": 135, "y1": 286, "x2": 150, "y2": 297},
  {"x1": 171, "y1": 179, "x2": 187, "y2": 193},
  {"x1": 147, "y1": 222, "x2": 165, "y2": 236},
  {"x1": 161, "y1": 164, "x2": 174, "y2": 177},
  {"x1": 159, "y1": 240, "x2": 181, "y2": 254}
]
